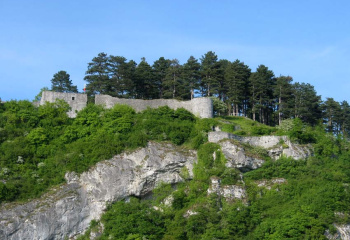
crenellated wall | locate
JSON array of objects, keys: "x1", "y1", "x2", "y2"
[{"x1": 95, "y1": 95, "x2": 213, "y2": 118}]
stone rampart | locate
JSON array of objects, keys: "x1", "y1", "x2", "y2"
[
  {"x1": 95, "y1": 95, "x2": 213, "y2": 118},
  {"x1": 40, "y1": 91, "x2": 87, "y2": 118}
]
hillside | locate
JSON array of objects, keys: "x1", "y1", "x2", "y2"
[{"x1": 1, "y1": 100, "x2": 350, "y2": 239}]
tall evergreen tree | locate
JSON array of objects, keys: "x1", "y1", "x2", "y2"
[
  {"x1": 340, "y1": 101, "x2": 350, "y2": 136},
  {"x1": 249, "y1": 65, "x2": 275, "y2": 124},
  {"x1": 134, "y1": 58, "x2": 157, "y2": 99},
  {"x1": 200, "y1": 51, "x2": 219, "y2": 96},
  {"x1": 153, "y1": 57, "x2": 171, "y2": 98},
  {"x1": 182, "y1": 56, "x2": 201, "y2": 100},
  {"x1": 108, "y1": 55, "x2": 128, "y2": 97},
  {"x1": 225, "y1": 60, "x2": 251, "y2": 116},
  {"x1": 322, "y1": 98, "x2": 341, "y2": 133},
  {"x1": 84, "y1": 52, "x2": 110, "y2": 96},
  {"x1": 51, "y1": 71, "x2": 78, "y2": 93},
  {"x1": 216, "y1": 59, "x2": 230, "y2": 101},
  {"x1": 293, "y1": 82, "x2": 322, "y2": 125},
  {"x1": 163, "y1": 59, "x2": 185, "y2": 99},
  {"x1": 274, "y1": 76, "x2": 294, "y2": 125}
]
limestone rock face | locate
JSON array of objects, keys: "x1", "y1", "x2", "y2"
[
  {"x1": 207, "y1": 177, "x2": 246, "y2": 202},
  {"x1": 326, "y1": 224, "x2": 350, "y2": 240},
  {"x1": 218, "y1": 140, "x2": 265, "y2": 171},
  {"x1": 0, "y1": 142, "x2": 196, "y2": 240},
  {"x1": 208, "y1": 131, "x2": 312, "y2": 160}
]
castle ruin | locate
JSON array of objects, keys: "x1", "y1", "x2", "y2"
[
  {"x1": 39, "y1": 91, "x2": 213, "y2": 118},
  {"x1": 40, "y1": 91, "x2": 87, "y2": 118}
]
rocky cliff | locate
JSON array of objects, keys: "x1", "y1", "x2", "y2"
[
  {"x1": 0, "y1": 133, "x2": 319, "y2": 239},
  {"x1": 0, "y1": 142, "x2": 196, "y2": 240}
]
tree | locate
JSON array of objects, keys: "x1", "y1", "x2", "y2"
[
  {"x1": 200, "y1": 51, "x2": 219, "y2": 96},
  {"x1": 153, "y1": 57, "x2": 171, "y2": 98},
  {"x1": 163, "y1": 59, "x2": 185, "y2": 99},
  {"x1": 84, "y1": 52, "x2": 110, "y2": 96},
  {"x1": 322, "y1": 98, "x2": 341, "y2": 133},
  {"x1": 182, "y1": 56, "x2": 201, "y2": 100},
  {"x1": 134, "y1": 58, "x2": 157, "y2": 99},
  {"x1": 51, "y1": 71, "x2": 78, "y2": 93},
  {"x1": 249, "y1": 65, "x2": 275, "y2": 124},
  {"x1": 293, "y1": 82, "x2": 322, "y2": 125},
  {"x1": 108, "y1": 55, "x2": 127, "y2": 97},
  {"x1": 340, "y1": 101, "x2": 350, "y2": 136},
  {"x1": 225, "y1": 60, "x2": 251, "y2": 116},
  {"x1": 274, "y1": 76, "x2": 294, "y2": 125},
  {"x1": 216, "y1": 59, "x2": 230, "y2": 101}
]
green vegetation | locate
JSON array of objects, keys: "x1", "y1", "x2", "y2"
[
  {"x1": 217, "y1": 116, "x2": 276, "y2": 136},
  {"x1": 2, "y1": 54, "x2": 350, "y2": 239},
  {"x1": 77, "y1": 123, "x2": 350, "y2": 239},
  {"x1": 0, "y1": 100, "x2": 216, "y2": 203}
]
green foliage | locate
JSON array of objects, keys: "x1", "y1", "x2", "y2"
[
  {"x1": 0, "y1": 102, "x2": 204, "y2": 203},
  {"x1": 100, "y1": 197, "x2": 165, "y2": 240},
  {"x1": 218, "y1": 116, "x2": 276, "y2": 136}
]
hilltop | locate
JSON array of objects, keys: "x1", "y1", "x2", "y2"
[{"x1": 1, "y1": 99, "x2": 350, "y2": 239}]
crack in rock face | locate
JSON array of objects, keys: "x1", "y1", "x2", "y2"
[{"x1": 0, "y1": 142, "x2": 196, "y2": 240}]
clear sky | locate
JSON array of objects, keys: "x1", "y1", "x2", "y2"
[{"x1": 1, "y1": 0, "x2": 350, "y2": 102}]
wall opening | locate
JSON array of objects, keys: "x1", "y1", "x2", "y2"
[{"x1": 72, "y1": 97, "x2": 75, "y2": 100}]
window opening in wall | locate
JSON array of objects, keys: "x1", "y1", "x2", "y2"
[{"x1": 72, "y1": 97, "x2": 75, "y2": 100}]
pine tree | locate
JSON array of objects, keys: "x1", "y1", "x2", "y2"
[
  {"x1": 134, "y1": 58, "x2": 157, "y2": 99},
  {"x1": 225, "y1": 60, "x2": 251, "y2": 116},
  {"x1": 216, "y1": 59, "x2": 230, "y2": 101},
  {"x1": 249, "y1": 65, "x2": 275, "y2": 124},
  {"x1": 274, "y1": 76, "x2": 294, "y2": 125},
  {"x1": 108, "y1": 55, "x2": 128, "y2": 97},
  {"x1": 293, "y1": 82, "x2": 322, "y2": 125},
  {"x1": 51, "y1": 71, "x2": 78, "y2": 93},
  {"x1": 200, "y1": 51, "x2": 219, "y2": 96},
  {"x1": 153, "y1": 57, "x2": 171, "y2": 98},
  {"x1": 163, "y1": 59, "x2": 185, "y2": 99},
  {"x1": 182, "y1": 56, "x2": 200, "y2": 100},
  {"x1": 322, "y1": 98, "x2": 341, "y2": 133},
  {"x1": 84, "y1": 52, "x2": 110, "y2": 96}
]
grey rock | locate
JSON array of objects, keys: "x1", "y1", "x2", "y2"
[
  {"x1": 326, "y1": 224, "x2": 350, "y2": 240},
  {"x1": 207, "y1": 177, "x2": 246, "y2": 202},
  {"x1": 0, "y1": 142, "x2": 196, "y2": 240},
  {"x1": 219, "y1": 140, "x2": 265, "y2": 171},
  {"x1": 208, "y1": 131, "x2": 312, "y2": 160}
]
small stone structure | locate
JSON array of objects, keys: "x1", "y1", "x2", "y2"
[
  {"x1": 95, "y1": 94, "x2": 213, "y2": 118},
  {"x1": 40, "y1": 91, "x2": 87, "y2": 118}
]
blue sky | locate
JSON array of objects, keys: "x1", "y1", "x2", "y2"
[{"x1": 1, "y1": 0, "x2": 350, "y2": 102}]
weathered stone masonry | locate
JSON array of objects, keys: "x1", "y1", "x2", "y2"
[
  {"x1": 40, "y1": 91, "x2": 213, "y2": 118},
  {"x1": 95, "y1": 94, "x2": 213, "y2": 118},
  {"x1": 40, "y1": 91, "x2": 87, "y2": 118}
]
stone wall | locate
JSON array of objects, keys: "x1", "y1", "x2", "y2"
[
  {"x1": 40, "y1": 91, "x2": 87, "y2": 118},
  {"x1": 95, "y1": 95, "x2": 213, "y2": 118}
]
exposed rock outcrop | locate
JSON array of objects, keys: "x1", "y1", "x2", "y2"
[
  {"x1": 326, "y1": 224, "x2": 350, "y2": 240},
  {"x1": 207, "y1": 177, "x2": 247, "y2": 202},
  {"x1": 0, "y1": 142, "x2": 196, "y2": 240},
  {"x1": 256, "y1": 178, "x2": 287, "y2": 190},
  {"x1": 208, "y1": 131, "x2": 312, "y2": 160},
  {"x1": 218, "y1": 140, "x2": 265, "y2": 171}
]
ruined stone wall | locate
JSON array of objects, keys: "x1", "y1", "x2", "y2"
[
  {"x1": 40, "y1": 91, "x2": 87, "y2": 118},
  {"x1": 95, "y1": 95, "x2": 213, "y2": 118}
]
